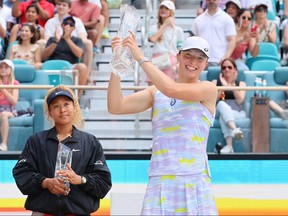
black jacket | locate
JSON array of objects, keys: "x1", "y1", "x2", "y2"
[{"x1": 12, "y1": 126, "x2": 112, "y2": 215}]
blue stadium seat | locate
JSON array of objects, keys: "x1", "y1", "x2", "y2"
[
  {"x1": 1, "y1": 65, "x2": 50, "y2": 151},
  {"x1": 246, "y1": 42, "x2": 280, "y2": 69},
  {"x1": 205, "y1": 66, "x2": 255, "y2": 152},
  {"x1": 263, "y1": 67, "x2": 288, "y2": 153},
  {"x1": 263, "y1": 67, "x2": 288, "y2": 152},
  {"x1": 42, "y1": 60, "x2": 74, "y2": 86},
  {"x1": 5, "y1": 41, "x2": 18, "y2": 59},
  {"x1": 12, "y1": 59, "x2": 29, "y2": 65},
  {"x1": 250, "y1": 59, "x2": 281, "y2": 71}
]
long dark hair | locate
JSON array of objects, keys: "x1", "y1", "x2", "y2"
[
  {"x1": 220, "y1": 58, "x2": 238, "y2": 70},
  {"x1": 18, "y1": 24, "x2": 38, "y2": 44},
  {"x1": 26, "y1": 4, "x2": 40, "y2": 25}
]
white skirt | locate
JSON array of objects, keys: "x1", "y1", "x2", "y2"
[{"x1": 141, "y1": 174, "x2": 218, "y2": 216}]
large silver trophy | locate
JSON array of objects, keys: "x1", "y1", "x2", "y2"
[
  {"x1": 55, "y1": 143, "x2": 73, "y2": 192},
  {"x1": 109, "y1": 4, "x2": 141, "y2": 78}
]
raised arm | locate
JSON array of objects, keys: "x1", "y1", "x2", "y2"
[
  {"x1": 113, "y1": 33, "x2": 217, "y2": 115},
  {"x1": 126, "y1": 33, "x2": 217, "y2": 101},
  {"x1": 107, "y1": 36, "x2": 156, "y2": 115}
]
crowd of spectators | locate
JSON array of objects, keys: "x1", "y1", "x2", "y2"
[{"x1": 0, "y1": 0, "x2": 112, "y2": 84}]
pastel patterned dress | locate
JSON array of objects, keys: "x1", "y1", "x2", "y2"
[{"x1": 141, "y1": 91, "x2": 218, "y2": 216}]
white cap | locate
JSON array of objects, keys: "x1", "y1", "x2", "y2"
[
  {"x1": 0, "y1": 59, "x2": 14, "y2": 71},
  {"x1": 180, "y1": 36, "x2": 210, "y2": 58},
  {"x1": 226, "y1": 0, "x2": 242, "y2": 9},
  {"x1": 159, "y1": 0, "x2": 175, "y2": 12}
]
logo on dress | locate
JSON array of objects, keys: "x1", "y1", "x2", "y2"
[{"x1": 170, "y1": 98, "x2": 176, "y2": 106}]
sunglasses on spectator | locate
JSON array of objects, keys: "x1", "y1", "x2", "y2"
[
  {"x1": 62, "y1": 22, "x2": 75, "y2": 27},
  {"x1": 242, "y1": 16, "x2": 252, "y2": 21},
  {"x1": 222, "y1": 65, "x2": 233, "y2": 70},
  {"x1": 255, "y1": 7, "x2": 267, "y2": 12}
]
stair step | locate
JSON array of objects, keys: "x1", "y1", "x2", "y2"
[
  {"x1": 84, "y1": 120, "x2": 151, "y2": 130},
  {"x1": 82, "y1": 109, "x2": 151, "y2": 120},
  {"x1": 99, "y1": 138, "x2": 152, "y2": 151},
  {"x1": 85, "y1": 128, "x2": 152, "y2": 139}
]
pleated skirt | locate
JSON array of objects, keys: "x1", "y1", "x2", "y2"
[{"x1": 141, "y1": 174, "x2": 218, "y2": 216}]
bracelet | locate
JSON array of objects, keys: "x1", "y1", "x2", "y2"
[{"x1": 138, "y1": 57, "x2": 150, "y2": 66}]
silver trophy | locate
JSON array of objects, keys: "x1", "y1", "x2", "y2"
[
  {"x1": 54, "y1": 143, "x2": 73, "y2": 192},
  {"x1": 109, "y1": 4, "x2": 141, "y2": 78}
]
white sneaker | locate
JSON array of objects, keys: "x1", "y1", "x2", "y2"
[
  {"x1": 0, "y1": 143, "x2": 7, "y2": 151},
  {"x1": 233, "y1": 128, "x2": 244, "y2": 140},
  {"x1": 280, "y1": 110, "x2": 288, "y2": 120},
  {"x1": 220, "y1": 145, "x2": 234, "y2": 154}
]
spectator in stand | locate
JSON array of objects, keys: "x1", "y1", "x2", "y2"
[
  {"x1": 12, "y1": 0, "x2": 54, "y2": 28},
  {"x1": 8, "y1": 24, "x2": 42, "y2": 69},
  {"x1": 0, "y1": 17, "x2": 6, "y2": 60},
  {"x1": 197, "y1": 0, "x2": 228, "y2": 16},
  {"x1": 41, "y1": 0, "x2": 93, "y2": 76},
  {"x1": 192, "y1": 0, "x2": 236, "y2": 66},
  {"x1": 9, "y1": 4, "x2": 44, "y2": 44},
  {"x1": 241, "y1": 0, "x2": 274, "y2": 14},
  {"x1": 212, "y1": 58, "x2": 246, "y2": 153},
  {"x1": 148, "y1": 0, "x2": 184, "y2": 85},
  {"x1": 281, "y1": 0, "x2": 288, "y2": 62},
  {"x1": 253, "y1": 4, "x2": 277, "y2": 44},
  {"x1": 70, "y1": 0, "x2": 104, "y2": 53},
  {"x1": 91, "y1": 0, "x2": 110, "y2": 39},
  {"x1": 225, "y1": 0, "x2": 242, "y2": 23},
  {"x1": 269, "y1": 81, "x2": 288, "y2": 120},
  {"x1": 100, "y1": 0, "x2": 110, "y2": 39},
  {"x1": 0, "y1": 0, "x2": 16, "y2": 56},
  {"x1": 231, "y1": 8, "x2": 259, "y2": 71},
  {"x1": 0, "y1": 59, "x2": 19, "y2": 151},
  {"x1": 43, "y1": 16, "x2": 88, "y2": 97}
]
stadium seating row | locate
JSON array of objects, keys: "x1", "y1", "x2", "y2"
[
  {"x1": 201, "y1": 66, "x2": 288, "y2": 153},
  {"x1": 2, "y1": 64, "x2": 288, "y2": 152}
]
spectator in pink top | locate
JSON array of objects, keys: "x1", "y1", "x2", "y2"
[
  {"x1": 0, "y1": 59, "x2": 19, "y2": 151},
  {"x1": 70, "y1": 0, "x2": 104, "y2": 52},
  {"x1": 231, "y1": 8, "x2": 259, "y2": 71},
  {"x1": 12, "y1": 0, "x2": 55, "y2": 28}
]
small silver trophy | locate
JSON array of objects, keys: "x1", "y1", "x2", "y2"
[
  {"x1": 109, "y1": 4, "x2": 141, "y2": 78},
  {"x1": 54, "y1": 143, "x2": 73, "y2": 192}
]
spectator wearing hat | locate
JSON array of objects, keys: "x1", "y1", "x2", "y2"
[
  {"x1": 231, "y1": 8, "x2": 259, "y2": 71},
  {"x1": 0, "y1": 59, "x2": 19, "y2": 151},
  {"x1": 109, "y1": 33, "x2": 218, "y2": 214},
  {"x1": 192, "y1": 0, "x2": 236, "y2": 66},
  {"x1": 13, "y1": 85, "x2": 111, "y2": 215},
  {"x1": 241, "y1": 0, "x2": 273, "y2": 14},
  {"x1": 148, "y1": 0, "x2": 184, "y2": 85},
  {"x1": 225, "y1": 0, "x2": 242, "y2": 23},
  {"x1": 254, "y1": 4, "x2": 277, "y2": 44},
  {"x1": 41, "y1": 0, "x2": 94, "y2": 77},
  {"x1": 43, "y1": 16, "x2": 89, "y2": 97}
]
